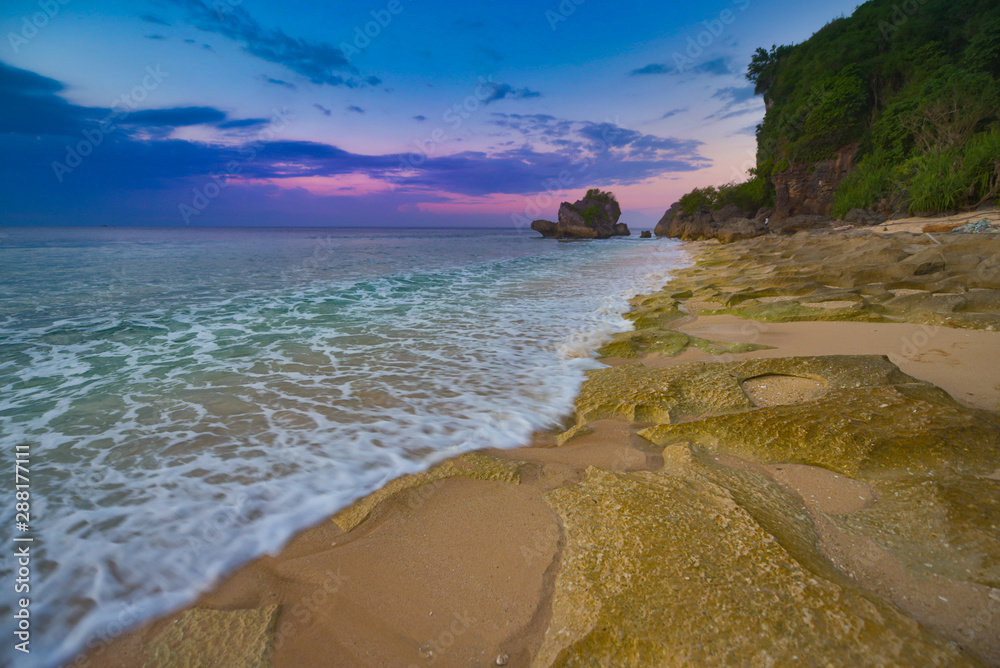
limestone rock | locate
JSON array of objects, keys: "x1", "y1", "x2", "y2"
[
  {"x1": 769, "y1": 214, "x2": 837, "y2": 234},
  {"x1": 772, "y1": 144, "x2": 859, "y2": 219},
  {"x1": 331, "y1": 452, "x2": 523, "y2": 531},
  {"x1": 555, "y1": 190, "x2": 626, "y2": 239},
  {"x1": 533, "y1": 464, "x2": 969, "y2": 667},
  {"x1": 146, "y1": 606, "x2": 280, "y2": 668},
  {"x1": 844, "y1": 208, "x2": 887, "y2": 226},
  {"x1": 530, "y1": 219, "x2": 558, "y2": 238}
]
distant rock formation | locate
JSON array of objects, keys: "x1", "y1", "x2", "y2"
[
  {"x1": 640, "y1": 230, "x2": 652, "y2": 239},
  {"x1": 531, "y1": 190, "x2": 630, "y2": 239}
]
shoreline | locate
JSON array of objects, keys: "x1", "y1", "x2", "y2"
[{"x1": 83, "y1": 218, "x2": 1000, "y2": 667}]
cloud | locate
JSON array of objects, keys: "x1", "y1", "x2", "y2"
[
  {"x1": 695, "y1": 58, "x2": 734, "y2": 76},
  {"x1": 704, "y1": 85, "x2": 763, "y2": 122},
  {"x1": 660, "y1": 107, "x2": 688, "y2": 120},
  {"x1": 145, "y1": 34, "x2": 166, "y2": 40},
  {"x1": 0, "y1": 61, "x2": 710, "y2": 226},
  {"x1": 364, "y1": 75, "x2": 382, "y2": 86},
  {"x1": 346, "y1": 105, "x2": 365, "y2": 114},
  {"x1": 413, "y1": 115, "x2": 427, "y2": 122},
  {"x1": 218, "y1": 117, "x2": 270, "y2": 129},
  {"x1": 124, "y1": 106, "x2": 227, "y2": 127},
  {"x1": 0, "y1": 61, "x2": 99, "y2": 136},
  {"x1": 168, "y1": 0, "x2": 362, "y2": 86},
  {"x1": 712, "y1": 85, "x2": 757, "y2": 104},
  {"x1": 487, "y1": 112, "x2": 709, "y2": 180},
  {"x1": 482, "y1": 83, "x2": 542, "y2": 104},
  {"x1": 140, "y1": 14, "x2": 171, "y2": 26},
  {"x1": 631, "y1": 63, "x2": 671, "y2": 75},
  {"x1": 631, "y1": 57, "x2": 733, "y2": 77},
  {"x1": 261, "y1": 75, "x2": 296, "y2": 90},
  {"x1": 314, "y1": 103, "x2": 332, "y2": 116}
]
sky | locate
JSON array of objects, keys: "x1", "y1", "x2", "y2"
[{"x1": 0, "y1": 0, "x2": 861, "y2": 228}]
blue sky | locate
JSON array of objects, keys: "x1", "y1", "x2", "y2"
[{"x1": 0, "y1": 0, "x2": 861, "y2": 227}]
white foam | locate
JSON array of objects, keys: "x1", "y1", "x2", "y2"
[{"x1": 0, "y1": 234, "x2": 690, "y2": 667}]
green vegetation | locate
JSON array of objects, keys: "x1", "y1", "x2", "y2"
[
  {"x1": 571, "y1": 189, "x2": 622, "y2": 227},
  {"x1": 676, "y1": 173, "x2": 774, "y2": 215},
  {"x1": 585, "y1": 188, "x2": 618, "y2": 203},
  {"x1": 681, "y1": 0, "x2": 1000, "y2": 218}
]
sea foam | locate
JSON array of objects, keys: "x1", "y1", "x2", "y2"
[{"x1": 0, "y1": 228, "x2": 688, "y2": 666}]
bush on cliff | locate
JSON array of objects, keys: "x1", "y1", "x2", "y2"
[{"x1": 745, "y1": 0, "x2": 1000, "y2": 217}]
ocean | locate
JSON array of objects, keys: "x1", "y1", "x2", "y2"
[{"x1": 0, "y1": 226, "x2": 687, "y2": 666}]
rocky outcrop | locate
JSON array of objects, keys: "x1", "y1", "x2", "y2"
[
  {"x1": 844, "y1": 208, "x2": 887, "y2": 226},
  {"x1": 639, "y1": 230, "x2": 652, "y2": 239},
  {"x1": 532, "y1": 190, "x2": 630, "y2": 239},
  {"x1": 654, "y1": 203, "x2": 765, "y2": 243},
  {"x1": 773, "y1": 144, "x2": 859, "y2": 219},
  {"x1": 769, "y1": 214, "x2": 838, "y2": 234},
  {"x1": 530, "y1": 219, "x2": 558, "y2": 238}
]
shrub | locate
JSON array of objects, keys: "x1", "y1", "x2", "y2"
[
  {"x1": 961, "y1": 127, "x2": 1000, "y2": 204},
  {"x1": 831, "y1": 151, "x2": 895, "y2": 217},
  {"x1": 903, "y1": 148, "x2": 967, "y2": 212}
]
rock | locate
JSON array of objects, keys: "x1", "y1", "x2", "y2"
[
  {"x1": 535, "y1": 461, "x2": 970, "y2": 667},
  {"x1": 711, "y1": 204, "x2": 745, "y2": 223},
  {"x1": 754, "y1": 206, "x2": 775, "y2": 223},
  {"x1": 146, "y1": 606, "x2": 280, "y2": 668},
  {"x1": 770, "y1": 214, "x2": 837, "y2": 234},
  {"x1": 655, "y1": 205, "x2": 767, "y2": 243},
  {"x1": 555, "y1": 190, "x2": 626, "y2": 239},
  {"x1": 614, "y1": 222, "x2": 631, "y2": 236},
  {"x1": 715, "y1": 217, "x2": 766, "y2": 244},
  {"x1": 844, "y1": 209, "x2": 887, "y2": 226},
  {"x1": 530, "y1": 219, "x2": 558, "y2": 238},
  {"x1": 640, "y1": 230, "x2": 652, "y2": 239},
  {"x1": 773, "y1": 144, "x2": 859, "y2": 219}
]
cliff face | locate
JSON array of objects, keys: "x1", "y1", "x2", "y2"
[{"x1": 772, "y1": 144, "x2": 859, "y2": 219}]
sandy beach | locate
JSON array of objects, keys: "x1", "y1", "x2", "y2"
[{"x1": 84, "y1": 217, "x2": 1000, "y2": 668}]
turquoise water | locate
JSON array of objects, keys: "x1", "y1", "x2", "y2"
[{"x1": 0, "y1": 227, "x2": 687, "y2": 666}]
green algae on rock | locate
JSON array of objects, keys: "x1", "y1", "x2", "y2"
[
  {"x1": 331, "y1": 452, "x2": 523, "y2": 531},
  {"x1": 577, "y1": 354, "x2": 924, "y2": 426},
  {"x1": 633, "y1": 356, "x2": 1000, "y2": 477},
  {"x1": 829, "y1": 474, "x2": 1000, "y2": 589},
  {"x1": 533, "y1": 462, "x2": 970, "y2": 667},
  {"x1": 644, "y1": 231, "x2": 1000, "y2": 330},
  {"x1": 145, "y1": 606, "x2": 279, "y2": 668}
]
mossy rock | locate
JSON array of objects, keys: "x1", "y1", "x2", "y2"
[
  {"x1": 331, "y1": 452, "x2": 523, "y2": 531},
  {"x1": 145, "y1": 606, "x2": 279, "y2": 668},
  {"x1": 533, "y1": 463, "x2": 969, "y2": 667},
  {"x1": 641, "y1": 385, "x2": 1000, "y2": 477},
  {"x1": 641, "y1": 232, "x2": 1000, "y2": 330},
  {"x1": 577, "y1": 355, "x2": 922, "y2": 427},
  {"x1": 830, "y1": 473, "x2": 1000, "y2": 588}
]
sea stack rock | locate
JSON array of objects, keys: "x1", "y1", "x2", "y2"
[{"x1": 531, "y1": 190, "x2": 629, "y2": 239}]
